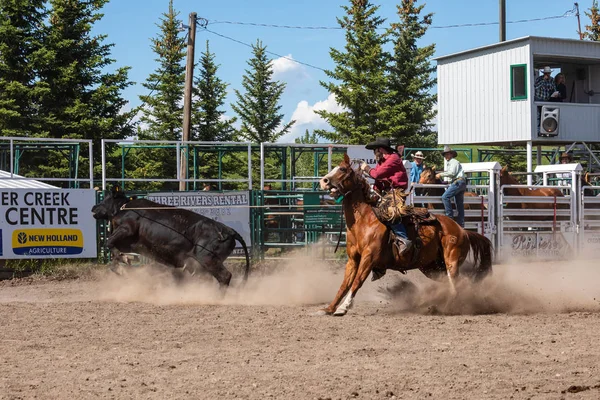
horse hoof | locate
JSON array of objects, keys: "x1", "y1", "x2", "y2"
[{"x1": 333, "y1": 309, "x2": 348, "y2": 317}]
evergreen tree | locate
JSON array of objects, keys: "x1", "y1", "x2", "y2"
[
  {"x1": 0, "y1": 0, "x2": 46, "y2": 135},
  {"x1": 138, "y1": 0, "x2": 186, "y2": 141},
  {"x1": 192, "y1": 40, "x2": 236, "y2": 142},
  {"x1": 384, "y1": 0, "x2": 437, "y2": 147},
  {"x1": 232, "y1": 40, "x2": 294, "y2": 143},
  {"x1": 35, "y1": 0, "x2": 135, "y2": 143},
  {"x1": 128, "y1": 0, "x2": 186, "y2": 190},
  {"x1": 585, "y1": 1, "x2": 600, "y2": 41},
  {"x1": 314, "y1": 0, "x2": 388, "y2": 144}
]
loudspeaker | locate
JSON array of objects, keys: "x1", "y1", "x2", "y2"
[
  {"x1": 539, "y1": 105, "x2": 560, "y2": 137},
  {"x1": 576, "y1": 68, "x2": 586, "y2": 81}
]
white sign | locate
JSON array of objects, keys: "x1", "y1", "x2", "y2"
[
  {"x1": 0, "y1": 189, "x2": 97, "y2": 259},
  {"x1": 345, "y1": 145, "x2": 412, "y2": 179},
  {"x1": 147, "y1": 191, "x2": 251, "y2": 254},
  {"x1": 504, "y1": 232, "x2": 573, "y2": 259},
  {"x1": 347, "y1": 145, "x2": 378, "y2": 168}
]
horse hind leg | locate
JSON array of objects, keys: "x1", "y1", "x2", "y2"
[{"x1": 441, "y1": 236, "x2": 463, "y2": 297}]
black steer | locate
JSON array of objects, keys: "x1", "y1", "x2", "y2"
[{"x1": 91, "y1": 186, "x2": 249, "y2": 286}]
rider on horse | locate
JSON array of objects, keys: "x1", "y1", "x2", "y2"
[{"x1": 359, "y1": 137, "x2": 412, "y2": 256}]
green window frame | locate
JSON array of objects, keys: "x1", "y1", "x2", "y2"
[{"x1": 510, "y1": 64, "x2": 527, "y2": 100}]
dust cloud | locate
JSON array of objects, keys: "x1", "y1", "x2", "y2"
[{"x1": 94, "y1": 248, "x2": 600, "y2": 315}]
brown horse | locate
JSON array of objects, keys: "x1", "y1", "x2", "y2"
[
  {"x1": 417, "y1": 166, "x2": 479, "y2": 209},
  {"x1": 318, "y1": 154, "x2": 493, "y2": 316}
]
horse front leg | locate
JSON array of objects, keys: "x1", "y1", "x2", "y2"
[
  {"x1": 321, "y1": 256, "x2": 359, "y2": 315},
  {"x1": 333, "y1": 253, "x2": 375, "y2": 316}
]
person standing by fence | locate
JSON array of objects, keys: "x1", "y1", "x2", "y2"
[
  {"x1": 409, "y1": 151, "x2": 426, "y2": 184},
  {"x1": 436, "y1": 146, "x2": 466, "y2": 228}
]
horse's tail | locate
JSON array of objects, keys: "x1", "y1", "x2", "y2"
[
  {"x1": 464, "y1": 230, "x2": 493, "y2": 281},
  {"x1": 233, "y1": 232, "x2": 250, "y2": 282}
]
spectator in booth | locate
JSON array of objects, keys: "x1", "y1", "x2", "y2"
[
  {"x1": 436, "y1": 145, "x2": 466, "y2": 228},
  {"x1": 550, "y1": 73, "x2": 567, "y2": 102},
  {"x1": 556, "y1": 152, "x2": 573, "y2": 186},
  {"x1": 359, "y1": 137, "x2": 412, "y2": 258},
  {"x1": 409, "y1": 151, "x2": 426, "y2": 184},
  {"x1": 535, "y1": 66, "x2": 556, "y2": 133}
]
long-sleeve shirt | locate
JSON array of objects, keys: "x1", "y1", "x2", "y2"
[
  {"x1": 534, "y1": 76, "x2": 555, "y2": 101},
  {"x1": 439, "y1": 158, "x2": 464, "y2": 183},
  {"x1": 409, "y1": 162, "x2": 424, "y2": 183},
  {"x1": 368, "y1": 152, "x2": 408, "y2": 191}
]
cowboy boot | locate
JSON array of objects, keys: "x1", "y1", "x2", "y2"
[{"x1": 394, "y1": 236, "x2": 413, "y2": 257}]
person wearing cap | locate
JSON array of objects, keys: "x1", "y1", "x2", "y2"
[
  {"x1": 409, "y1": 151, "x2": 426, "y2": 184},
  {"x1": 359, "y1": 137, "x2": 412, "y2": 258},
  {"x1": 435, "y1": 146, "x2": 466, "y2": 228},
  {"x1": 557, "y1": 152, "x2": 573, "y2": 186}
]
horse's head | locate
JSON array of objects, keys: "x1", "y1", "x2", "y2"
[
  {"x1": 320, "y1": 154, "x2": 362, "y2": 199},
  {"x1": 419, "y1": 165, "x2": 438, "y2": 184},
  {"x1": 499, "y1": 165, "x2": 517, "y2": 185}
]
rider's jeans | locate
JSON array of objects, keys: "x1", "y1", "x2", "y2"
[
  {"x1": 390, "y1": 222, "x2": 408, "y2": 240},
  {"x1": 442, "y1": 179, "x2": 467, "y2": 227}
]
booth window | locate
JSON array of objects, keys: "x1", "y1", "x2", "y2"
[{"x1": 510, "y1": 64, "x2": 527, "y2": 100}]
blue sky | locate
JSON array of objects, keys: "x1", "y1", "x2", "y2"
[{"x1": 94, "y1": 0, "x2": 589, "y2": 141}]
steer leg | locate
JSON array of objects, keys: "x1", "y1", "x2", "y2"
[{"x1": 185, "y1": 256, "x2": 232, "y2": 288}]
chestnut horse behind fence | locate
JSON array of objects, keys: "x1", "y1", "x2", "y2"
[
  {"x1": 318, "y1": 154, "x2": 493, "y2": 316},
  {"x1": 417, "y1": 166, "x2": 479, "y2": 209}
]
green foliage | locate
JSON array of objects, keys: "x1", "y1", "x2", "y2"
[
  {"x1": 585, "y1": 1, "x2": 600, "y2": 41},
  {"x1": 0, "y1": 0, "x2": 46, "y2": 136},
  {"x1": 193, "y1": 40, "x2": 236, "y2": 142},
  {"x1": 315, "y1": 0, "x2": 388, "y2": 145},
  {"x1": 132, "y1": 0, "x2": 186, "y2": 190},
  {"x1": 316, "y1": 0, "x2": 437, "y2": 149},
  {"x1": 138, "y1": 0, "x2": 185, "y2": 142},
  {"x1": 232, "y1": 40, "x2": 294, "y2": 143},
  {"x1": 35, "y1": 0, "x2": 135, "y2": 143},
  {"x1": 384, "y1": 0, "x2": 437, "y2": 148}
]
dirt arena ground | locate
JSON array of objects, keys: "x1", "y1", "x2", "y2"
[{"x1": 1, "y1": 255, "x2": 600, "y2": 400}]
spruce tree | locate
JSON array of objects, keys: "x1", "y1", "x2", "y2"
[
  {"x1": 130, "y1": 0, "x2": 186, "y2": 190},
  {"x1": 315, "y1": 0, "x2": 388, "y2": 144},
  {"x1": 232, "y1": 40, "x2": 294, "y2": 143},
  {"x1": 36, "y1": 0, "x2": 135, "y2": 143},
  {"x1": 585, "y1": 1, "x2": 600, "y2": 41},
  {"x1": 192, "y1": 40, "x2": 236, "y2": 142},
  {"x1": 138, "y1": 0, "x2": 186, "y2": 141},
  {"x1": 0, "y1": 0, "x2": 46, "y2": 135},
  {"x1": 384, "y1": 0, "x2": 437, "y2": 147}
]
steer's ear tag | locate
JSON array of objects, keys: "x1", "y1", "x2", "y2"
[
  {"x1": 335, "y1": 195, "x2": 344, "y2": 204},
  {"x1": 128, "y1": 197, "x2": 134, "y2": 201}
]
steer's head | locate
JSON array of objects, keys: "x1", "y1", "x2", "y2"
[
  {"x1": 91, "y1": 185, "x2": 129, "y2": 220},
  {"x1": 319, "y1": 154, "x2": 356, "y2": 199}
]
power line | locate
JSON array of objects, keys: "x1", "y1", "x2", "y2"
[
  {"x1": 206, "y1": 12, "x2": 575, "y2": 31},
  {"x1": 202, "y1": 27, "x2": 327, "y2": 72}
]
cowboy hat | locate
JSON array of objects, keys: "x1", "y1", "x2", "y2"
[
  {"x1": 440, "y1": 145, "x2": 457, "y2": 158},
  {"x1": 411, "y1": 151, "x2": 425, "y2": 160},
  {"x1": 559, "y1": 152, "x2": 573, "y2": 160},
  {"x1": 365, "y1": 137, "x2": 395, "y2": 152},
  {"x1": 542, "y1": 66, "x2": 552, "y2": 74}
]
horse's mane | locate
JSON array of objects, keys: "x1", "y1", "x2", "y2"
[{"x1": 345, "y1": 162, "x2": 373, "y2": 200}]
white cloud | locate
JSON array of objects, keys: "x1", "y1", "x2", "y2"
[
  {"x1": 278, "y1": 93, "x2": 345, "y2": 143},
  {"x1": 271, "y1": 54, "x2": 302, "y2": 76}
]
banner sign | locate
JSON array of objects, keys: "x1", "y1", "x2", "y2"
[
  {"x1": 147, "y1": 191, "x2": 251, "y2": 255},
  {"x1": 0, "y1": 189, "x2": 97, "y2": 259},
  {"x1": 505, "y1": 232, "x2": 573, "y2": 259}
]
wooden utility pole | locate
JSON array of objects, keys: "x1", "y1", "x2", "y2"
[
  {"x1": 575, "y1": 2, "x2": 583, "y2": 40},
  {"x1": 180, "y1": 12, "x2": 197, "y2": 191},
  {"x1": 499, "y1": 0, "x2": 506, "y2": 42}
]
